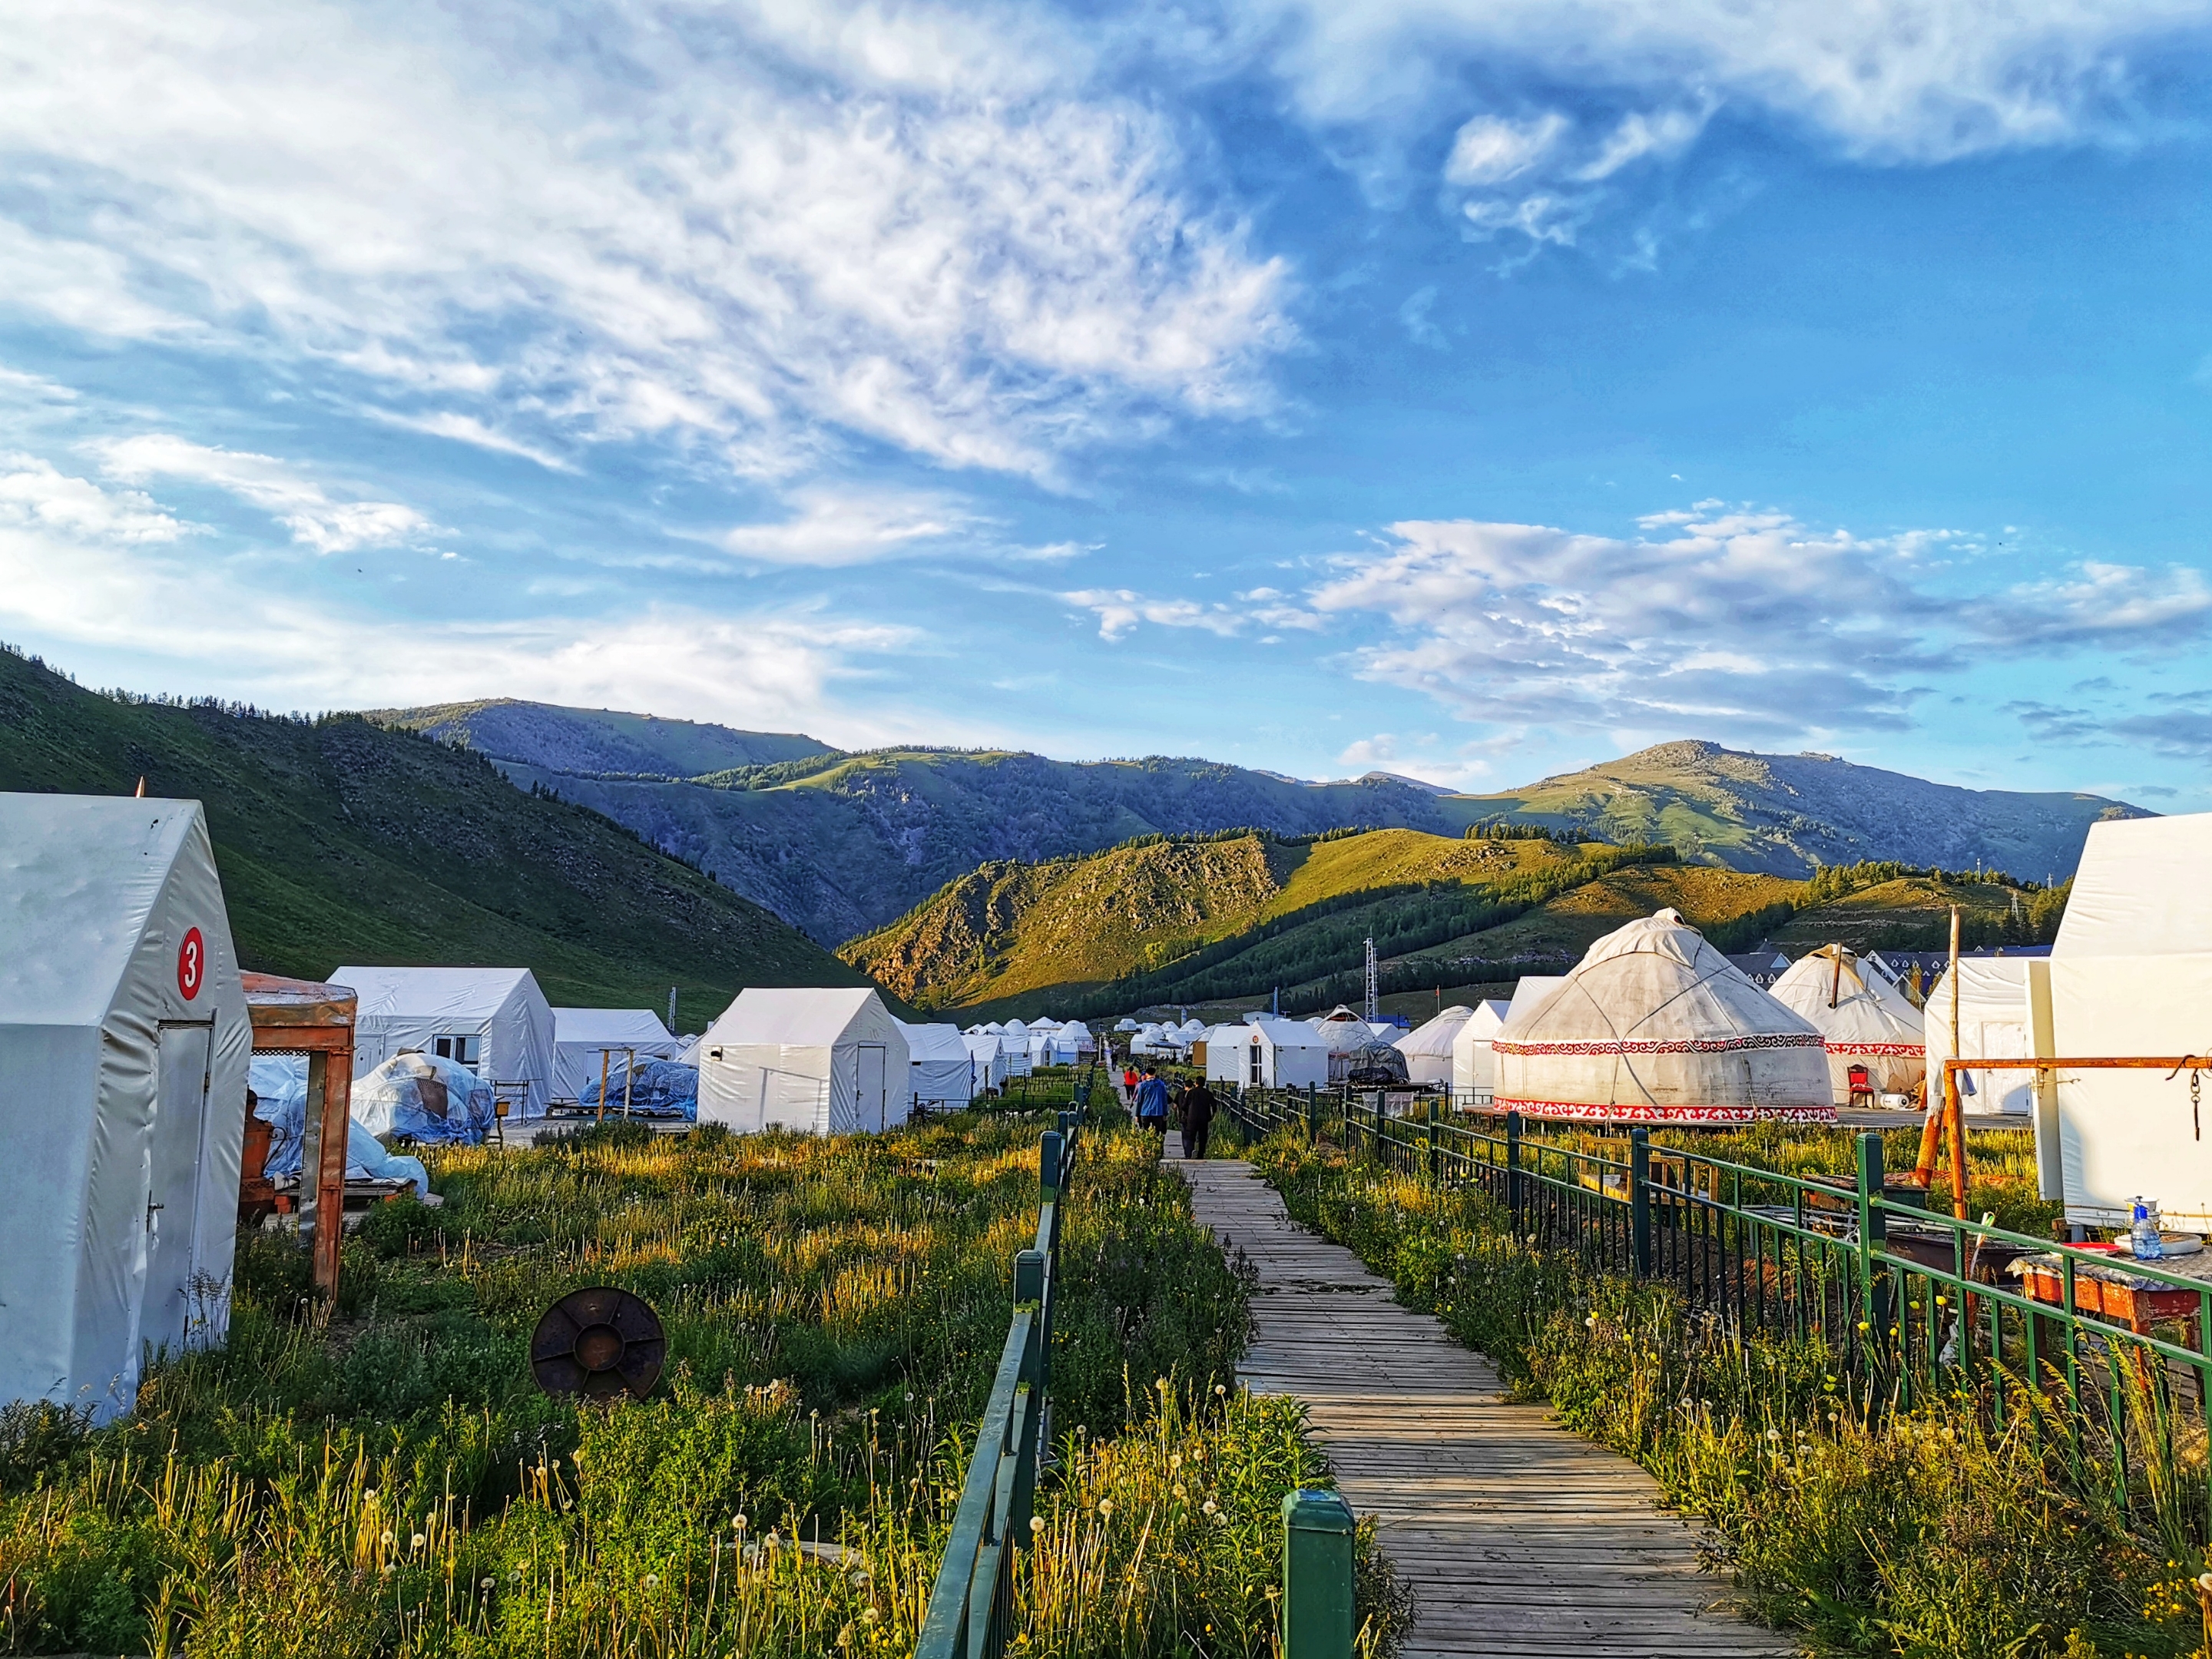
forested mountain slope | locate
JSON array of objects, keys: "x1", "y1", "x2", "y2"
[{"x1": 1, "y1": 650, "x2": 875, "y2": 1020}]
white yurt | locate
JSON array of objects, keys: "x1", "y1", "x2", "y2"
[
  {"x1": 964, "y1": 1031, "x2": 1010, "y2": 1094},
  {"x1": 698, "y1": 988, "x2": 911, "y2": 1134},
  {"x1": 1447, "y1": 999, "x2": 1512, "y2": 1097},
  {"x1": 1114, "y1": 1017, "x2": 1141, "y2": 1032},
  {"x1": 1922, "y1": 958, "x2": 2035, "y2": 1116},
  {"x1": 1395, "y1": 1005, "x2": 1475, "y2": 1088},
  {"x1": 1310, "y1": 1012, "x2": 1382, "y2": 1081},
  {"x1": 1770, "y1": 946, "x2": 1927, "y2": 1105},
  {"x1": 897, "y1": 1020, "x2": 977, "y2": 1110},
  {"x1": 333, "y1": 965, "x2": 557, "y2": 1118},
  {"x1": 2045, "y1": 813, "x2": 2212, "y2": 1228},
  {"x1": 1205, "y1": 1018, "x2": 1330, "y2": 1090},
  {"x1": 1493, "y1": 911, "x2": 1834, "y2": 1124},
  {"x1": 551, "y1": 1007, "x2": 685, "y2": 1104},
  {"x1": 0, "y1": 795, "x2": 253, "y2": 1422}
]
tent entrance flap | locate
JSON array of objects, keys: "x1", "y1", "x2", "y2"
[{"x1": 147, "y1": 1022, "x2": 216, "y2": 1354}]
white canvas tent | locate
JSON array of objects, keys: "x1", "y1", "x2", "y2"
[
  {"x1": 963, "y1": 1031, "x2": 1009, "y2": 1094},
  {"x1": 551, "y1": 1006, "x2": 684, "y2": 1105},
  {"x1": 1205, "y1": 1018, "x2": 1329, "y2": 1090},
  {"x1": 1494, "y1": 912, "x2": 1834, "y2": 1124},
  {"x1": 1922, "y1": 959, "x2": 2035, "y2": 1117},
  {"x1": 1395, "y1": 1005, "x2": 1475, "y2": 1088},
  {"x1": 0, "y1": 796, "x2": 252, "y2": 1422},
  {"x1": 699, "y1": 988, "x2": 911, "y2": 1134},
  {"x1": 333, "y1": 965, "x2": 556, "y2": 1118},
  {"x1": 1448, "y1": 1000, "x2": 1513, "y2": 1097},
  {"x1": 897, "y1": 1020, "x2": 975, "y2": 1110},
  {"x1": 1770, "y1": 946, "x2": 1928, "y2": 1104},
  {"x1": 2045, "y1": 813, "x2": 2212, "y2": 1228}
]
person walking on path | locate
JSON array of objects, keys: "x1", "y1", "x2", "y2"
[
  {"x1": 1178, "y1": 1077, "x2": 1217, "y2": 1161},
  {"x1": 1121, "y1": 1061, "x2": 1139, "y2": 1107},
  {"x1": 1133, "y1": 1066, "x2": 1170, "y2": 1140}
]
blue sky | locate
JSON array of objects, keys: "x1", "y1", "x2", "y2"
[{"x1": 4, "y1": 1, "x2": 2212, "y2": 810}]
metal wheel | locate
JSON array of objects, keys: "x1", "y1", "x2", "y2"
[{"x1": 529, "y1": 1286, "x2": 666, "y2": 1401}]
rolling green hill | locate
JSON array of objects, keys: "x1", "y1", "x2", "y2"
[
  {"x1": 0, "y1": 648, "x2": 876, "y2": 1022},
  {"x1": 843, "y1": 827, "x2": 1690, "y2": 1018},
  {"x1": 846, "y1": 827, "x2": 2071, "y2": 1021}
]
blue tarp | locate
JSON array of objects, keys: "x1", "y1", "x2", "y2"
[
  {"x1": 351, "y1": 1050, "x2": 494, "y2": 1144},
  {"x1": 581, "y1": 1058, "x2": 698, "y2": 1120},
  {"x1": 248, "y1": 1054, "x2": 431, "y2": 1190}
]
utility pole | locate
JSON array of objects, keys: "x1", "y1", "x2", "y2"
[
  {"x1": 1363, "y1": 937, "x2": 1378, "y2": 1025},
  {"x1": 667, "y1": 985, "x2": 678, "y2": 1032}
]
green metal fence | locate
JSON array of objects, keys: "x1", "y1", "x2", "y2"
[
  {"x1": 1223, "y1": 1084, "x2": 2212, "y2": 1537},
  {"x1": 915, "y1": 1072, "x2": 1092, "y2": 1659}
]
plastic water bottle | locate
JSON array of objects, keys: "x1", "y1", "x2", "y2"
[{"x1": 2132, "y1": 1200, "x2": 2165, "y2": 1260}]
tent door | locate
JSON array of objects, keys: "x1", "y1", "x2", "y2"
[
  {"x1": 146, "y1": 1022, "x2": 215, "y2": 1356},
  {"x1": 856, "y1": 1045, "x2": 886, "y2": 1133}
]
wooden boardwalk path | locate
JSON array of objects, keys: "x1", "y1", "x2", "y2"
[{"x1": 1169, "y1": 1144, "x2": 1797, "y2": 1659}]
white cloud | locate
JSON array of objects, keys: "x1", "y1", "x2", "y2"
[
  {"x1": 1444, "y1": 112, "x2": 1569, "y2": 186},
  {"x1": 362, "y1": 409, "x2": 574, "y2": 473},
  {"x1": 1248, "y1": 0, "x2": 2206, "y2": 163},
  {"x1": 92, "y1": 434, "x2": 430, "y2": 554},
  {"x1": 0, "y1": 453, "x2": 917, "y2": 737},
  {"x1": 1060, "y1": 583, "x2": 1324, "y2": 641},
  {"x1": 1572, "y1": 104, "x2": 1715, "y2": 180},
  {"x1": 0, "y1": 1, "x2": 1293, "y2": 485},
  {"x1": 1296, "y1": 506, "x2": 2212, "y2": 743},
  {"x1": 723, "y1": 488, "x2": 983, "y2": 567},
  {"x1": 0, "y1": 454, "x2": 184, "y2": 543}
]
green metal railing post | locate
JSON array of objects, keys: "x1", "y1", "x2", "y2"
[
  {"x1": 1426, "y1": 1097, "x2": 1440, "y2": 1186},
  {"x1": 1629, "y1": 1127, "x2": 1651, "y2": 1278},
  {"x1": 1009, "y1": 1248, "x2": 1046, "y2": 1548},
  {"x1": 1855, "y1": 1131, "x2": 1889, "y2": 1358},
  {"x1": 1306, "y1": 1082, "x2": 1319, "y2": 1142},
  {"x1": 1280, "y1": 1488, "x2": 1356, "y2": 1659},
  {"x1": 1505, "y1": 1110, "x2": 1523, "y2": 1232}
]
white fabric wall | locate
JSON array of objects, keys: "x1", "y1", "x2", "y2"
[
  {"x1": 963, "y1": 1032, "x2": 1008, "y2": 1093},
  {"x1": 1449, "y1": 1001, "x2": 1511, "y2": 1094},
  {"x1": 698, "y1": 988, "x2": 910, "y2": 1134},
  {"x1": 897, "y1": 1021, "x2": 975, "y2": 1108},
  {"x1": 1922, "y1": 959, "x2": 2034, "y2": 1116},
  {"x1": 0, "y1": 797, "x2": 250, "y2": 1422},
  {"x1": 1396, "y1": 1005, "x2": 1475, "y2": 1087},
  {"x1": 2048, "y1": 813, "x2": 2212, "y2": 1228}
]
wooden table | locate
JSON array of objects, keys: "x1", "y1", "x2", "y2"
[{"x1": 2015, "y1": 1250, "x2": 2211, "y2": 1339}]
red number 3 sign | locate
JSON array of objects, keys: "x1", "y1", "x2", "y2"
[{"x1": 177, "y1": 927, "x2": 205, "y2": 1001}]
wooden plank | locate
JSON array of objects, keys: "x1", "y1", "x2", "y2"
[{"x1": 1169, "y1": 1144, "x2": 1800, "y2": 1659}]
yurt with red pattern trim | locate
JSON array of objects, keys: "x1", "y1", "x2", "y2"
[
  {"x1": 1770, "y1": 945, "x2": 1926, "y2": 1105},
  {"x1": 1492, "y1": 909, "x2": 1834, "y2": 1124}
]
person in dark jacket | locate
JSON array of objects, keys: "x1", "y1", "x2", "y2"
[{"x1": 1178, "y1": 1078, "x2": 1217, "y2": 1161}]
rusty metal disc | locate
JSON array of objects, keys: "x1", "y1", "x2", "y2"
[{"x1": 529, "y1": 1286, "x2": 666, "y2": 1401}]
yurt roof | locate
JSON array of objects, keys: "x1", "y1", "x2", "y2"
[
  {"x1": 1498, "y1": 975, "x2": 1566, "y2": 1036},
  {"x1": 1770, "y1": 948, "x2": 1922, "y2": 1052},
  {"x1": 1511, "y1": 912, "x2": 1820, "y2": 1048},
  {"x1": 1396, "y1": 1004, "x2": 1475, "y2": 1059},
  {"x1": 1316, "y1": 1004, "x2": 1365, "y2": 1022}
]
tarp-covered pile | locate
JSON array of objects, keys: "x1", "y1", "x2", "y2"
[
  {"x1": 581, "y1": 1058, "x2": 699, "y2": 1119},
  {"x1": 552, "y1": 1006, "x2": 684, "y2": 1104},
  {"x1": 350, "y1": 1050, "x2": 496, "y2": 1143},
  {"x1": 250, "y1": 1055, "x2": 432, "y2": 1187},
  {"x1": 1495, "y1": 910, "x2": 1834, "y2": 1124},
  {"x1": 335, "y1": 965, "x2": 555, "y2": 1117}
]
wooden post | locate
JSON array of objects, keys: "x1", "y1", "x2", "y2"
[
  {"x1": 622, "y1": 1047, "x2": 636, "y2": 1118},
  {"x1": 597, "y1": 1048, "x2": 611, "y2": 1124},
  {"x1": 1945, "y1": 906, "x2": 1969, "y2": 1217}
]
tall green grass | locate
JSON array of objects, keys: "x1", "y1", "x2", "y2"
[
  {"x1": 1249, "y1": 1134, "x2": 2210, "y2": 1658},
  {"x1": 0, "y1": 1113, "x2": 1402, "y2": 1657}
]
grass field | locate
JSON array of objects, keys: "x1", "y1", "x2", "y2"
[
  {"x1": 1237, "y1": 1122, "x2": 2200, "y2": 1658},
  {"x1": 0, "y1": 1109, "x2": 1407, "y2": 1658}
]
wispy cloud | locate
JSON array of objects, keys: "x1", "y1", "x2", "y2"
[
  {"x1": 723, "y1": 488, "x2": 983, "y2": 568},
  {"x1": 0, "y1": 453, "x2": 918, "y2": 737},
  {"x1": 0, "y1": 1, "x2": 1293, "y2": 485},
  {"x1": 92, "y1": 435, "x2": 432, "y2": 555}
]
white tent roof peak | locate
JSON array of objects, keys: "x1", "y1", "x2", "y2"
[
  {"x1": 553, "y1": 1007, "x2": 674, "y2": 1045},
  {"x1": 2055, "y1": 813, "x2": 2212, "y2": 959},
  {"x1": 708, "y1": 986, "x2": 880, "y2": 1047},
  {"x1": 331, "y1": 965, "x2": 541, "y2": 1022},
  {"x1": 895, "y1": 1019, "x2": 972, "y2": 1063}
]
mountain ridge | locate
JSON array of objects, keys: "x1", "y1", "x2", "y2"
[{"x1": 369, "y1": 701, "x2": 2149, "y2": 945}]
